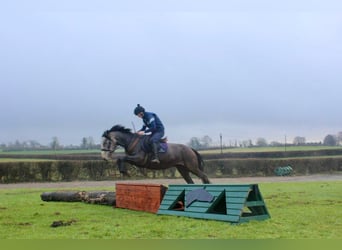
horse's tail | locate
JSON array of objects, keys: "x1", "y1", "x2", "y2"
[{"x1": 192, "y1": 148, "x2": 205, "y2": 171}]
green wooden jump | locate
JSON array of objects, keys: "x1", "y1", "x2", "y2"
[{"x1": 157, "y1": 184, "x2": 270, "y2": 223}]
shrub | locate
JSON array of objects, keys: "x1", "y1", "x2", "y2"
[{"x1": 0, "y1": 157, "x2": 341, "y2": 183}]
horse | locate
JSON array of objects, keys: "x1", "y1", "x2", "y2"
[{"x1": 101, "y1": 125, "x2": 210, "y2": 184}]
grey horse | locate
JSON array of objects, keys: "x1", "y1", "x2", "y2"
[{"x1": 101, "y1": 125, "x2": 210, "y2": 184}]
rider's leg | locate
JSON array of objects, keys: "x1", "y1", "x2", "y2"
[
  {"x1": 151, "y1": 142, "x2": 160, "y2": 164},
  {"x1": 150, "y1": 131, "x2": 164, "y2": 164}
]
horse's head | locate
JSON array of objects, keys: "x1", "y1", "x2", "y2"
[
  {"x1": 100, "y1": 130, "x2": 117, "y2": 161},
  {"x1": 101, "y1": 125, "x2": 134, "y2": 160}
]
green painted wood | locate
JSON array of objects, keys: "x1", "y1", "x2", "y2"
[
  {"x1": 185, "y1": 206, "x2": 209, "y2": 213},
  {"x1": 227, "y1": 203, "x2": 243, "y2": 209},
  {"x1": 159, "y1": 209, "x2": 240, "y2": 223},
  {"x1": 157, "y1": 184, "x2": 270, "y2": 223},
  {"x1": 226, "y1": 191, "x2": 250, "y2": 197},
  {"x1": 245, "y1": 201, "x2": 265, "y2": 207},
  {"x1": 226, "y1": 197, "x2": 246, "y2": 203},
  {"x1": 226, "y1": 209, "x2": 243, "y2": 216}
]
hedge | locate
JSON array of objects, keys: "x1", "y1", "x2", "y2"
[
  {"x1": 0, "y1": 157, "x2": 341, "y2": 183},
  {"x1": 203, "y1": 158, "x2": 342, "y2": 177}
]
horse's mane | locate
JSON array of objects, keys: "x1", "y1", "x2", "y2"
[{"x1": 109, "y1": 124, "x2": 132, "y2": 134}]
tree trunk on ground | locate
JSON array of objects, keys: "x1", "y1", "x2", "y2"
[
  {"x1": 83, "y1": 191, "x2": 116, "y2": 206},
  {"x1": 41, "y1": 191, "x2": 84, "y2": 202},
  {"x1": 41, "y1": 191, "x2": 116, "y2": 206}
]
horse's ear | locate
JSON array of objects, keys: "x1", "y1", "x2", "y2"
[{"x1": 102, "y1": 130, "x2": 109, "y2": 138}]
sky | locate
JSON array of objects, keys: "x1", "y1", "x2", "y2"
[{"x1": 1, "y1": 1, "x2": 341, "y2": 146}]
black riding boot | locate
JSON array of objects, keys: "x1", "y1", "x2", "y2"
[{"x1": 151, "y1": 142, "x2": 160, "y2": 164}]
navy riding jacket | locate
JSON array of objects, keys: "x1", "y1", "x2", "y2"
[{"x1": 139, "y1": 112, "x2": 164, "y2": 134}]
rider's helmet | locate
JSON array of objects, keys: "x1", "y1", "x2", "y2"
[{"x1": 134, "y1": 104, "x2": 145, "y2": 115}]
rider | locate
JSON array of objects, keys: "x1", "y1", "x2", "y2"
[{"x1": 134, "y1": 104, "x2": 165, "y2": 164}]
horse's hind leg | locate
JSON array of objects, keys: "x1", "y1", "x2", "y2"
[
  {"x1": 176, "y1": 166, "x2": 194, "y2": 184},
  {"x1": 188, "y1": 167, "x2": 211, "y2": 184},
  {"x1": 198, "y1": 171, "x2": 211, "y2": 184}
]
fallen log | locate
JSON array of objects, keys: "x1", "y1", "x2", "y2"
[
  {"x1": 41, "y1": 191, "x2": 85, "y2": 202},
  {"x1": 40, "y1": 191, "x2": 116, "y2": 206},
  {"x1": 82, "y1": 191, "x2": 116, "y2": 206}
]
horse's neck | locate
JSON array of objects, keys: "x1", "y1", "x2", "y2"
[{"x1": 114, "y1": 132, "x2": 133, "y2": 148}]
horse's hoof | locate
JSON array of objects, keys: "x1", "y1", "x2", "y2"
[{"x1": 120, "y1": 172, "x2": 130, "y2": 178}]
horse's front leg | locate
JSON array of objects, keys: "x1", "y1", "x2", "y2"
[
  {"x1": 117, "y1": 153, "x2": 144, "y2": 177},
  {"x1": 116, "y1": 157, "x2": 130, "y2": 177},
  {"x1": 122, "y1": 153, "x2": 146, "y2": 165}
]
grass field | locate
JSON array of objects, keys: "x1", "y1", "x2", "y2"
[
  {"x1": 0, "y1": 158, "x2": 56, "y2": 162},
  {"x1": 0, "y1": 181, "x2": 341, "y2": 239}
]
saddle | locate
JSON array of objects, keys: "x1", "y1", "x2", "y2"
[
  {"x1": 141, "y1": 136, "x2": 168, "y2": 153},
  {"x1": 160, "y1": 137, "x2": 168, "y2": 143}
]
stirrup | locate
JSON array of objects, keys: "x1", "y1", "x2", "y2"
[{"x1": 151, "y1": 158, "x2": 160, "y2": 164}]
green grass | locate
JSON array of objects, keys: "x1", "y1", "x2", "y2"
[
  {"x1": 0, "y1": 158, "x2": 55, "y2": 163},
  {"x1": 0, "y1": 181, "x2": 341, "y2": 239}
]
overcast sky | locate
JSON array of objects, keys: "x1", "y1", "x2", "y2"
[{"x1": 1, "y1": 1, "x2": 341, "y2": 146}]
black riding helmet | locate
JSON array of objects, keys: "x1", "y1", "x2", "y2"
[{"x1": 134, "y1": 104, "x2": 145, "y2": 115}]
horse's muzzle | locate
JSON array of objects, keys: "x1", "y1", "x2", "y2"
[{"x1": 101, "y1": 151, "x2": 111, "y2": 161}]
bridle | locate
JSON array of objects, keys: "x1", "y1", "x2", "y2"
[
  {"x1": 101, "y1": 130, "x2": 141, "y2": 154},
  {"x1": 101, "y1": 131, "x2": 117, "y2": 153}
]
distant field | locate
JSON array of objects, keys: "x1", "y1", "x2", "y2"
[
  {"x1": 199, "y1": 146, "x2": 342, "y2": 154},
  {"x1": 0, "y1": 149, "x2": 100, "y2": 155}
]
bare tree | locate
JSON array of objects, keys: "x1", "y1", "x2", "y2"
[
  {"x1": 81, "y1": 137, "x2": 88, "y2": 149},
  {"x1": 87, "y1": 136, "x2": 95, "y2": 149},
  {"x1": 201, "y1": 135, "x2": 212, "y2": 148},
  {"x1": 270, "y1": 141, "x2": 282, "y2": 146},
  {"x1": 293, "y1": 136, "x2": 306, "y2": 145},
  {"x1": 50, "y1": 136, "x2": 60, "y2": 150},
  {"x1": 188, "y1": 137, "x2": 201, "y2": 150},
  {"x1": 337, "y1": 131, "x2": 342, "y2": 145},
  {"x1": 323, "y1": 134, "x2": 337, "y2": 146},
  {"x1": 81, "y1": 136, "x2": 95, "y2": 149},
  {"x1": 256, "y1": 138, "x2": 268, "y2": 147},
  {"x1": 241, "y1": 140, "x2": 252, "y2": 147}
]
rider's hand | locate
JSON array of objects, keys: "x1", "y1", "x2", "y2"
[{"x1": 137, "y1": 131, "x2": 145, "y2": 135}]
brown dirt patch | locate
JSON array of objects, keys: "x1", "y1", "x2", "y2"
[{"x1": 1, "y1": 173, "x2": 341, "y2": 189}]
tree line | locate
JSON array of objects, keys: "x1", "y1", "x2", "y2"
[
  {"x1": 187, "y1": 131, "x2": 342, "y2": 150},
  {"x1": 1, "y1": 131, "x2": 341, "y2": 151},
  {"x1": 0, "y1": 136, "x2": 100, "y2": 151}
]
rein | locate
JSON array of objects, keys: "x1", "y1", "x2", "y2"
[
  {"x1": 102, "y1": 130, "x2": 140, "y2": 154},
  {"x1": 101, "y1": 130, "x2": 116, "y2": 152},
  {"x1": 126, "y1": 134, "x2": 141, "y2": 153},
  {"x1": 101, "y1": 148, "x2": 112, "y2": 152}
]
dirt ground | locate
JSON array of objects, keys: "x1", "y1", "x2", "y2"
[{"x1": 1, "y1": 173, "x2": 341, "y2": 189}]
